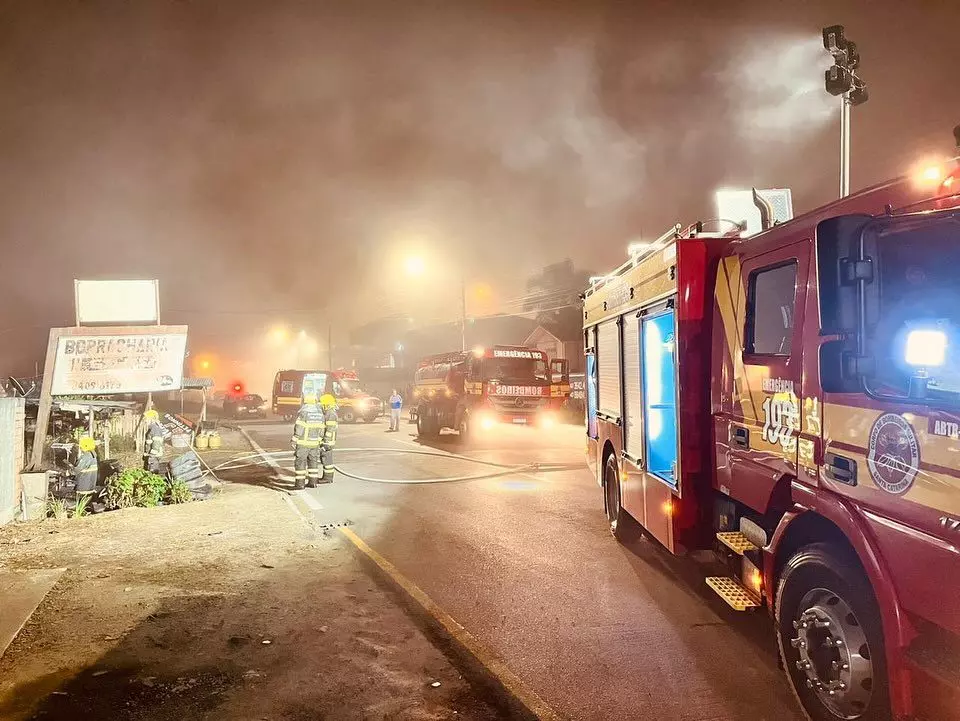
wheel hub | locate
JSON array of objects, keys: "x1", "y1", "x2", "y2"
[{"x1": 790, "y1": 589, "x2": 874, "y2": 719}]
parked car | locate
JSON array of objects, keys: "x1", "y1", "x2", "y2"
[{"x1": 223, "y1": 393, "x2": 267, "y2": 419}]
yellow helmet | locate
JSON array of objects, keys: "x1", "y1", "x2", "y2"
[
  {"x1": 319, "y1": 393, "x2": 336, "y2": 409},
  {"x1": 78, "y1": 436, "x2": 96, "y2": 452},
  {"x1": 302, "y1": 393, "x2": 318, "y2": 405},
  {"x1": 143, "y1": 409, "x2": 159, "y2": 421}
]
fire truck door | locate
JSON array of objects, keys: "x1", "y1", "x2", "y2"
[{"x1": 723, "y1": 242, "x2": 809, "y2": 513}]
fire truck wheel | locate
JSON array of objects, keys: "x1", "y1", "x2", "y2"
[
  {"x1": 417, "y1": 410, "x2": 438, "y2": 438},
  {"x1": 775, "y1": 543, "x2": 890, "y2": 721},
  {"x1": 340, "y1": 408, "x2": 357, "y2": 424},
  {"x1": 603, "y1": 454, "x2": 639, "y2": 543},
  {"x1": 458, "y1": 415, "x2": 471, "y2": 441}
]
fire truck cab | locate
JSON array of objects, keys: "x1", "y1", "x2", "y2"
[
  {"x1": 414, "y1": 345, "x2": 569, "y2": 439},
  {"x1": 584, "y1": 163, "x2": 960, "y2": 720}
]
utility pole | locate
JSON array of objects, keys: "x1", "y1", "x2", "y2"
[
  {"x1": 823, "y1": 25, "x2": 868, "y2": 198},
  {"x1": 460, "y1": 275, "x2": 467, "y2": 352},
  {"x1": 328, "y1": 324, "x2": 333, "y2": 369}
]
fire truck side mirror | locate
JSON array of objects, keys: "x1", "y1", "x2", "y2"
[
  {"x1": 816, "y1": 214, "x2": 874, "y2": 336},
  {"x1": 551, "y1": 359, "x2": 569, "y2": 383}
]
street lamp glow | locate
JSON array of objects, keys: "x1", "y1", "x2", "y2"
[
  {"x1": 405, "y1": 256, "x2": 426, "y2": 277},
  {"x1": 270, "y1": 326, "x2": 289, "y2": 343}
]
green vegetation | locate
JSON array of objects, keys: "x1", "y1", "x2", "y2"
[
  {"x1": 72, "y1": 494, "x2": 91, "y2": 518},
  {"x1": 101, "y1": 468, "x2": 168, "y2": 509},
  {"x1": 167, "y1": 478, "x2": 193, "y2": 504},
  {"x1": 46, "y1": 495, "x2": 68, "y2": 520},
  {"x1": 101, "y1": 468, "x2": 193, "y2": 509}
]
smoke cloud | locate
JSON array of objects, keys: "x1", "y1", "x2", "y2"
[{"x1": 0, "y1": 0, "x2": 956, "y2": 380}]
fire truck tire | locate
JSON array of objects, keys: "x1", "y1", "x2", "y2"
[
  {"x1": 775, "y1": 543, "x2": 890, "y2": 721},
  {"x1": 417, "y1": 410, "x2": 439, "y2": 438},
  {"x1": 340, "y1": 408, "x2": 357, "y2": 424},
  {"x1": 603, "y1": 454, "x2": 639, "y2": 543},
  {"x1": 458, "y1": 415, "x2": 471, "y2": 441}
]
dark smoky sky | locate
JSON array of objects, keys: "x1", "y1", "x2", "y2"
[{"x1": 0, "y1": 0, "x2": 957, "y2": 379}]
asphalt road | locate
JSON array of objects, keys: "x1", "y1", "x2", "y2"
[{"x1": 233, "y1": 415, "x2": 804, "y2": 721}]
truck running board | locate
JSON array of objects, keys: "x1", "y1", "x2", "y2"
[
  {"x1": 716, "y1": 531, "x2": 757, "y2": 555},
  {"x1": 706, "y1": 577, "x2": 761, "y2": 611}
]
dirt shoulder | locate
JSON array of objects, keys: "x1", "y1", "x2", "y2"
[{"x1": 0, "y1": 479, "x2": 508, "y2": 720}]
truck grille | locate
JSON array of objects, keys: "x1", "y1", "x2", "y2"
[{"x1": 489, "y1": 396, "x2": 547, "y2": 411}]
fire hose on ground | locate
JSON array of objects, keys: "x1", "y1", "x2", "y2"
[{"x1": 211, "y1": 447, "x2": 583, "y2": 485}]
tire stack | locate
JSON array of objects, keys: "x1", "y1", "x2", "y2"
[{"x1": 169, "y1": 451, "x2": 216, "y2": 500}]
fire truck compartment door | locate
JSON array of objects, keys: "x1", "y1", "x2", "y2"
[
  {"x1": 642, "y1": 309, "x2": 678, "y2": 486},
  {"x1": 597, "y1": 319, "x2": 621, "y2": 421},
  {"x1": 622, "y1": 312, "x2": 643, "y2": 462}
]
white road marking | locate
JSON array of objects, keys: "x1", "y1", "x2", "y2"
[
  {"x1": 296, "y1": 490, "x2": 324, "y2": 510},
  {"x1": 237, "y1": 426, "x2": 322, "y2": 507}
]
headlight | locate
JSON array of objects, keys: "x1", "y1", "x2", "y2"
[
  {"x1": 539, "y1": 412, "x2": 557, "y2": 429},
  {"x1": 905, "y1": 329, "x2": 947, "y2": 367},
  {"x1": 477, "y1": 413, "x2": 496, "y2": 431},
  {"x1": 357, "y1": 399, "x2": 368, "y2": 410}
]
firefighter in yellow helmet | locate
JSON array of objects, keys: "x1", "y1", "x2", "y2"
[
  {"x1": 142, "y1": 409, "x2": 165, "y2": 472},
  {"x1": 291, "y1": 393, "x2": 324, "y2": 489},
  {"x1": 318, "y1": 393, "x2": 338, "y2": 483},
  {"x1": 70, "y1": 435, "x2": 99, "y2": 494}
]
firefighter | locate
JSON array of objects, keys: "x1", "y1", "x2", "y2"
[
  {"x1": 71, "y1": 435, "x2": 99, "y2": 494},
  {"x1": 291, "y1": 393, "x2": 324, "y2": 489},
  {"x1": 142, "y1": 409, "x2": 165, "y2": 472},
  {"x1": 318, "y1": 393, "x2": 338, "y2": 483}
]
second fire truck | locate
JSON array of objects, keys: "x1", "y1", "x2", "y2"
[
  {"x1": 413, "y1": 345, "x2": 569, "y2": 438},
  {"x1": 584, "y1": 157, "x2": 960, "y2": 720}
]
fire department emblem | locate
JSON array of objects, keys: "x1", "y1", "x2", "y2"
[{"x1": 866, "y1": 413, "x2": 920, "y2": 495}]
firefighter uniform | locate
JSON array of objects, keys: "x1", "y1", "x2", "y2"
[
  {"x1": 319, "y1": 393, "x2": 338, "y2": 483},
  {"x1": 292, "y1": 394, "x2": 325, "y2": 489},
  {"x1": 142, "y1": 410, "x2": 165, "y2": 472},
  {"x1": 72, "y1": 435, "x2": 99, "y2": 493}
]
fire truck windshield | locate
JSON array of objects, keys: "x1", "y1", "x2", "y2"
[
  {"x1": 867, "y1": 217, "x2": 960, "y2": 402},
  {"x1": 481, "y1": 357, "x2": 549, "y2": 383}
]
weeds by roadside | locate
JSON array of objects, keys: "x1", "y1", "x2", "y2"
[
  {"x1": 167, "y1": 478, "x2": 192, "y2": 504},
  {"x1": 46, "y1": 496, "x2": 68, "y2": 520},
  {"x1": 72, "y1": 494, "x2": 91, "y2": 518},
  {"x1": 101, "y1": 469, "x2": 168, "y2": 509}
]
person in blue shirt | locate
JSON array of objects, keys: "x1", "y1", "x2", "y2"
[{"x1": 388, "y1": 389, "x2": 402, "y2": 432}]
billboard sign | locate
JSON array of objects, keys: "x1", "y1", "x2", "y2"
[
  {"x1": 74, "y1": 279, "x2": 160, "y2": 325},
  {"x1": 50, "y1": 328, "x2": 188, "y2": 395}
]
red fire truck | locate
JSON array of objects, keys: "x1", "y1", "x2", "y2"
[
  {"x1": 413, "y1": 345, "x2": 569, "y2": 438},
  {"x1": 583, "y1": 159, "x2": 960, "y2": 720}
]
